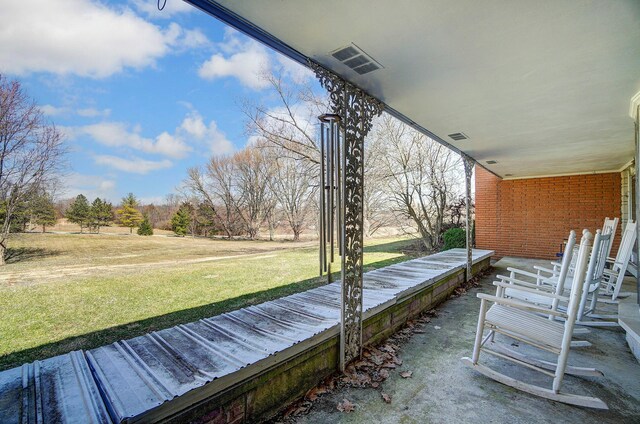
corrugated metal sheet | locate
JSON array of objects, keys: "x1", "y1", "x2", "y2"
[
  {"x1": 0, "y1": 350, "x2": 112, "y2": 424},
  {"x1": 0, "y1": 248, "x2": 493, "y2": 423}
]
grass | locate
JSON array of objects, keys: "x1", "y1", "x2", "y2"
[{"x1": 0, "y1": 233, "x2": 420, "y2": 370}]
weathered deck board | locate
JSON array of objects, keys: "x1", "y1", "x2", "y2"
[{"x1": 0, "y1": 248, "x2": 492, "y2": 424}]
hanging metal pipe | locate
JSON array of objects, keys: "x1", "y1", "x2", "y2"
[
  {"x1": 318, "y1": 113, "x2": 342, "y2": 279},
  {"x1": 328, "y1": 120, "x2": 334, "y2": 263},
  {"x1": 319, "y1": 121, "x2": 326, "y2": 275}
]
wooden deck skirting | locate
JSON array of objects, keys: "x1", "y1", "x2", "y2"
[{"x1": 0, "y1": 249, "x2": 492, "y2": 424}]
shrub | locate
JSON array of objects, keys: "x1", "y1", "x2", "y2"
[
  {"x1": 442, "y1": 227, "x2": 466, "y2": 250},
  {"x1": 137, "y1": 215, "x2": 154, "y2": 236}
]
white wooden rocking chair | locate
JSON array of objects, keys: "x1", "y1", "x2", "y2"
[
  {"x1": 462, "y1": 231, "x2": 607, "y2": 409},
  {"x1": 544, "y1": 217, "x2": 618, "y2": 279},
  {"x1": 502, "y1": 229, "x2": 616, "y2": 328},
  {"x1": 601, "y1": 217, "x2": 619, "y2": 262},
  {"x1": 493, "y1": 230, "x2": 590, "y2": 342},
  {"x1": 601, "y1": 220, "x2": 637, "y2": 302}
]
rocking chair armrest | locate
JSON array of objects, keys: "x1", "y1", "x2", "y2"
[
  {"x1": 602, "y1": 268, "x2": 617, "y2": 277},
  {"x1": 493, "y1": 281, "x2": 569, "y2": 301},
  {"x1": 495, "y1": 275, "x2": 549, "y2": 290},
  {"x1": 505, "y1": 267, "x2": 540, "y2": 280},
  {"x1": 498, "y1": 268, "x2": 558, "y2": 288},
  {"x1": 533, "y1": 265, "x2": 560, "y2": 276},
  {"x1": 476, "y1": 293, "x2": 566, "y2": 317}
]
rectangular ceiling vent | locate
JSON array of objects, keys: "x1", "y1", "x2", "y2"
[
  {"x1": 330, "y1": 44, "x2": 382, "y2": 75},
  {"x1": 486, "y1": 160, "x2": 498, "y2": 164},
  {"x1": 448, "y1": 132, "x2": 468, "y2": 141}
]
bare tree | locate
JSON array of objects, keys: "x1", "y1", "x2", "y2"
[
  {"x1": 234, "y1": 146, "x2": 276, "y2": 239},
  {"x1": 243, "y1": 70, "x2": 324, "y2": 165},
  {"x1": 245, "y1": 70, "x2": 401, "y2": 239},
  {"x1": 187, "y1": 159, "x2": 238, "y2": 239},
  {"x1": 266, "y1": 146, "x2": 316, "y2": 241},
  {"x1": 0, "y1": 75, "x2": 65, "y2": 264},
  {"x1": 186, "y1": 146, "x2": 275, "y2": 240},
  {"x1": 363, "y1": 125, "x2": 397, "y2": 236},
  {"x1": 375, "y1": 115, "x2": 463, "y2": 251}
]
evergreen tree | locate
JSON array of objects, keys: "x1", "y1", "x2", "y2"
[
  {"x1": 117, "y1": 193, "x2": 143, "y2": 234},
  {"x1": 171, "y1": 204, "x2": 191, "y2": 237},
  {"x1": 0, "y1": 199, "x2": 29, "y2": 233},
  {"x1": 66, "y1": 194, "x2": 90, "y2": 233},
  {"x1": 30, "y1": 194, "x2": 57, "y2": 233},
  {"x1": 90, "y1": 198, "x2": 113, "y2": 233},
  {"x1": 137, "y1": 215, "x2": 154, "y2": 236}
]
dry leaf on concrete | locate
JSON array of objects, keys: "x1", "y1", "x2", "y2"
[
  {"x1": 400, "y1": 370, "x2": 413, "y2": 378},
  {"x1": 337, "y1": 399, "x2": 356, "y2": 413},
  {"x1": 381, "y1": 393, "x2": 392, "y2": 403}
]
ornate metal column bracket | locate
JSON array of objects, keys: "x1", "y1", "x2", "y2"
[
  {"x1": 310, "y1": 60, "x2": 383, "y2": 370},
  {"x1": 462, "y1": 154, "x2": 475, "y2": 281}
]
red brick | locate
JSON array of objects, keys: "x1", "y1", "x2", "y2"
[{"x1": 475, "y1": 167, "x2": 622, "y2": 259}]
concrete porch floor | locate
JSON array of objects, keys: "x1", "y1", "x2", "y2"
[{"x1": 292, "y1": 257, "x2": 640, "y2": 424}]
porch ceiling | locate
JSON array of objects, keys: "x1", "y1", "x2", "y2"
[{"x1": 190, "y1": 0, "x2": 640, "y2": 179}]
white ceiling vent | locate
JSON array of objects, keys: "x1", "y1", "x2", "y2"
[
  {"x1": 330, "y1": 44, "x2": 382, "y2": 75},
  {"x1": 448, "y1": 132, "x2": 468, "y2": 141}
]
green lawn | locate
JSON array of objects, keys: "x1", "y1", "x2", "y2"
[{"x1": 0, "y1": 233, "x2": 420, "y2": 370}]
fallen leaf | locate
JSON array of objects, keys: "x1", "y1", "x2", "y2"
[
  {"x1": 400, "y1": 370, "x2": 413, "y2": 378},
  {"x1": 372, "y1": 382, "x2": 379, "y2": 388},
  {"x1": 354, "y1": 360, "x2": 370, "y2": 369},
  {"x1": 381, "y1": 361, "x2": 397, "y2": 369},
  {"x1": 413, "y1": 329, "x2": 426, "y2": 334},
  {"x1": 379, "y1": 344, "x2": 395, "y2": 354},
  {"x1": 381, "y1": 392, "x2": 392, "y2": 403},
  {"x1": 305, "y1": 386, "x2": 327, "y2": 402},
  {"x1": 337, "y1": 399, "x2": 356, "y2": 413}
]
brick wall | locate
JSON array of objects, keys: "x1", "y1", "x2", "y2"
[{"x1": 475, "y1": 166, "x2": 622, "y2": 259}]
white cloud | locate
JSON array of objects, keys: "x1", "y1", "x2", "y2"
[
  {"x1": 131, "y1": 0, "x2": 194, "y2": 19},
  {"x1": 179, "y1": 111, "x2": 234, "y2": 155},
  {"x1": 94, "y1": 155, "x2": 172, "y2": 174},
  {"x1": 77, "y1": 107, "x2": 111, "y2": 118},
  {"x1": 180, "y1": 114, "x2": 207, "y2": 139},
  {"x1": 0, "y1": 0, "x2": 206, "y2": 78},
  {"x1": 64, "y1": 173, "x2": 117, "y2": 201},
  {"x1": 176, "y1": 27, "x2": 210, "y2": 50},
  {"x1": 198, "y1": 29, "x2": 270, "y2": 90},
  {"x1": 276, "y1": 55, "x2": 314, "y2": 84},
  {"x1": 67, "y1": 109, "x2": 233, "y2": 163},
  {"x1": 41, "y1": 105, "x2": 112, "y2": 118},
  {"x1": 40, "y1": 104, "x2": 70, "y2": 116},
  {"x1": 75, "y1": 122, "x2": 192, "y2": 159}
]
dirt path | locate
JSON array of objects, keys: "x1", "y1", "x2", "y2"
[{"x1": 0, "y1": 245, "x2": 312, "y2": 286}]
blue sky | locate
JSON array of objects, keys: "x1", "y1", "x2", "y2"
[{"x1": 1, "y1": 0, "x2": 319, "y2": 204}]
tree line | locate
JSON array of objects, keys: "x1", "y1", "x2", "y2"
[
  {"x1": 182, "y1": 71, "x2": 472, "y2": 250},
  {"x1": 0, "y1": 71, "x2": 472, "y2": 265}
]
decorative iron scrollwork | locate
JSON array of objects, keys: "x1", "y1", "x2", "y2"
[{"x1": 310, "y1": 60, "x2": 383, "y2": 369}]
